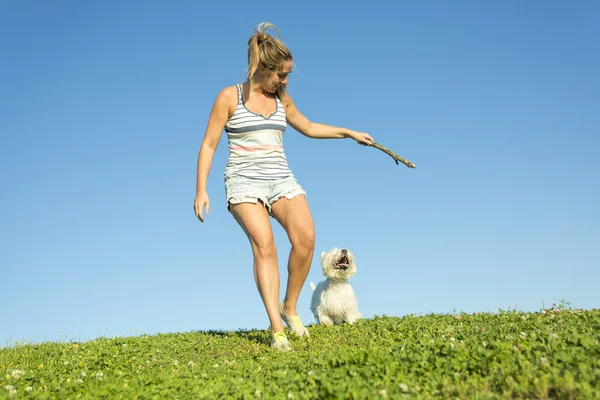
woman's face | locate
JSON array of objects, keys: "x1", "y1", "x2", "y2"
[{"x1": 262, "y1": 60, "x2": 293, "y2": 94}]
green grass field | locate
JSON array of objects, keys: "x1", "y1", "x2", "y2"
[{"x1": 1, "y1": 306, "x2": 599, "y2": 399}]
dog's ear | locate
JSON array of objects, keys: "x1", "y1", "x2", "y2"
[{"x1": 321, "y1": 251, "x2": 325, "y2": 259}]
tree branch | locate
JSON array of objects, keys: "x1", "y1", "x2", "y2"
[{"x1": 370, "y1": 142, "x2": 416, "y2": 169}]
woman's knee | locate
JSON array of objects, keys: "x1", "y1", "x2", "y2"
[
  {"x1": 252, "y1": 238, "x2": 277, "y2": 261},
  {"x1": 292, "y1": 227, "x2": 315, "y2": 254}
]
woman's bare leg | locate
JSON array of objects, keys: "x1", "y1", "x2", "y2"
[
  {"x1": 229, "y1": 202, "x2": 284, "y2": 334},
  {"x1": 270, "y1": 194, "x2": 315, "y2": 316}
]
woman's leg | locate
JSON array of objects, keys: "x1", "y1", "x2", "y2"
[
  {"x1": 270, "y1": 194, "x2": 316, "y2": 316},
  {"x1": 229, "y1": 202, "x2": 284, "y2": 334}
]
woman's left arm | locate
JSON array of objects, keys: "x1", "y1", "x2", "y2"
[{"x1": 282, "y1": 93, "x2": 374, "y2": 145}]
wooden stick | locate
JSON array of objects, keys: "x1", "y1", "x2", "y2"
[{"x1": 370, "y1": 142, "x2": 416, "y2": 168}]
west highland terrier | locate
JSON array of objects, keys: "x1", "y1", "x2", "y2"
[{"x1": 309, "y1": 247, "x2": 362, "y2": 326}]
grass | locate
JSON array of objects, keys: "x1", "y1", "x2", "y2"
[{"x1": 1, "y1": 306, "x2": 599, "y2": 399}]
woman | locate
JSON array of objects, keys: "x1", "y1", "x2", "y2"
[{"x1": 194, "y1": 22, "x2": 373, "y2": 351}]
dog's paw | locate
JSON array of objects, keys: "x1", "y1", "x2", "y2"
[
  {"x1": 346, "y1": 312, "x2": 362, "y2": 325},
  {"x1": 318, "y1": 315, "x2": 334, "y2": 326}
]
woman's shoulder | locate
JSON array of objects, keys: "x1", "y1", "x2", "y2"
[
  {"x1": 216, "y1": 84, "x2": 240, "y2": 101},
  {"x1": 212, "y1": 85, "x2": 241, "y2": 114},
  {"x1": 278, "y1": 89, "x2": 295, "y2": 109}
]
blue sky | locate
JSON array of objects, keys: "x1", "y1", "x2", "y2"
[{"x1": 1, "y1": 0, "x2": 598, "y2": 346}]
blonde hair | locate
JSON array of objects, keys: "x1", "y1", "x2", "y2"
[{"x1": 246, "y1": 22, "x2": 293, "y2": 98}]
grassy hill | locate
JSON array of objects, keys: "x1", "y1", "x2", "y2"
[{"x1": 1, "y1": 307, "x2": 599, "y2": 399}]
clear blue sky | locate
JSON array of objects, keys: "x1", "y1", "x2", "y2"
[{"x1": 1, "y1": 0, "x2": 598, "y2": 346}]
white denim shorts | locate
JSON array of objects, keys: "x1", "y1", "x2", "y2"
[{"x1": 224, "y1": 174, "x2": 306, "y2": 215}]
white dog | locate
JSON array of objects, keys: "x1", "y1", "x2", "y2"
[{"x1": 309, "y1": 247, "x2": 362, "y2": 326}]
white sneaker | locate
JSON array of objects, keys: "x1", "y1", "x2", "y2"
[
  {"x1": 280, "y1": 301, "x2": 310, "y2": 337},
  {"x1": 271, "y1": 331, "x2": 292, "y2": 351}
]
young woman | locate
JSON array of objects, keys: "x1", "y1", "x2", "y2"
[{"x1": 194, "y1": 22, "x2": 373, "y2": 350}]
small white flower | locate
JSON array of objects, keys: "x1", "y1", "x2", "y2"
[
  {"x1": 95, "y1": 372, "x2": 104, "y2": 380},
  {"x1": 307, "y1": 370, "x2": 314, "y2": 375},
  {"x1": 541, "y1": 309, "x2": 547, "y2": 315},
  {"x1": 173, "y1": 360, "x2": 179, "y2": 366},
  {"x1": 4, "y1": 385, "x2": 14, "y2": 391},
  {"x1": 379, "y1": 389, "x2": 387, "y2": 397},
  {"x1": 287, "y1": 392, "x2": 294, "y2": 399},
  {"x1": 399, "y1": 383, "x2": 408, "y2": 393},
  {"x1": 25, "y1": 387, "x2": 33, "y2": 392},
  {"x1": 255, "y1": 390, "x2": 262, "y2": 397},
  {"x1": 519, "y1": 331, "x2": 526, "y2": 339},
  {"x1": 7, "y1": 389, "x2": 17, "y2": 398},
  {"x1": 521, "y1": 315, "x2": 526, "y2": 320},
  {"x1": 10, "y1": 370, "x2": 24, "y2": 379},
  {"x1": 540, "y1": 357, "x2": 549, "y2": 365},
  {"x1": 549, "y1": 333, "x2": 558, "y2": 340},
  {"x1": 81, "y1": 372, "x2": 87, "y2": 377},
  {"x1": 482, "y1": 341, "x2": 487, "y2": 347},
  {"x1": 188, "y1": 361, "x2": 195, "y2": 367},
  {"x1": 450, "y1": 337, "x2": 455, "y2": 342}
]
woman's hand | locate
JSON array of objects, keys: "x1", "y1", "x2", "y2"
[
  {"x1": 194, "y1": 191, "x2": 210, "y2": 223},
  {"x1": 349, "y1": 131, "x2": 375, "y2": 146}
]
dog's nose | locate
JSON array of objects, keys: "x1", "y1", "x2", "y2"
[{"x1": 341, "y1": 249, "x2": 347, "y2": 255}]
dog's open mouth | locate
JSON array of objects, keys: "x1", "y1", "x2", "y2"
[{"x1": 334, "y1": 255, "x2": 349, "y2": 270}]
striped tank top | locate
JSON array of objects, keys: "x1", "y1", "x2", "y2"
[{"x1": 223, "y1": 83, "x2": 293, "y2": 180}]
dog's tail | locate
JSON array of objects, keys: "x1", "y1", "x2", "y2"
[{"x1": 309, "y1": 281, "x2": 316, "y2": 291}]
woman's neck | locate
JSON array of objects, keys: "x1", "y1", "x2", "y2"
[{"x1": 246, "y1": 78, "x2": 272, "y2": 98}]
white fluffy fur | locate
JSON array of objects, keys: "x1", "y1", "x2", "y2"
[{"x1": 309, "y1": 247, "x2": 362, "y2": 326}]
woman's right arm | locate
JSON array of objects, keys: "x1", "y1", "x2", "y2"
[{"x1": 194, "y1": 87, "x2": 235, "y2": 222}]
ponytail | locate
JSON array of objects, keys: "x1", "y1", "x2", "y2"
[{"x1": 246, "y1": 22, "x2": 292, "y2": 84}]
